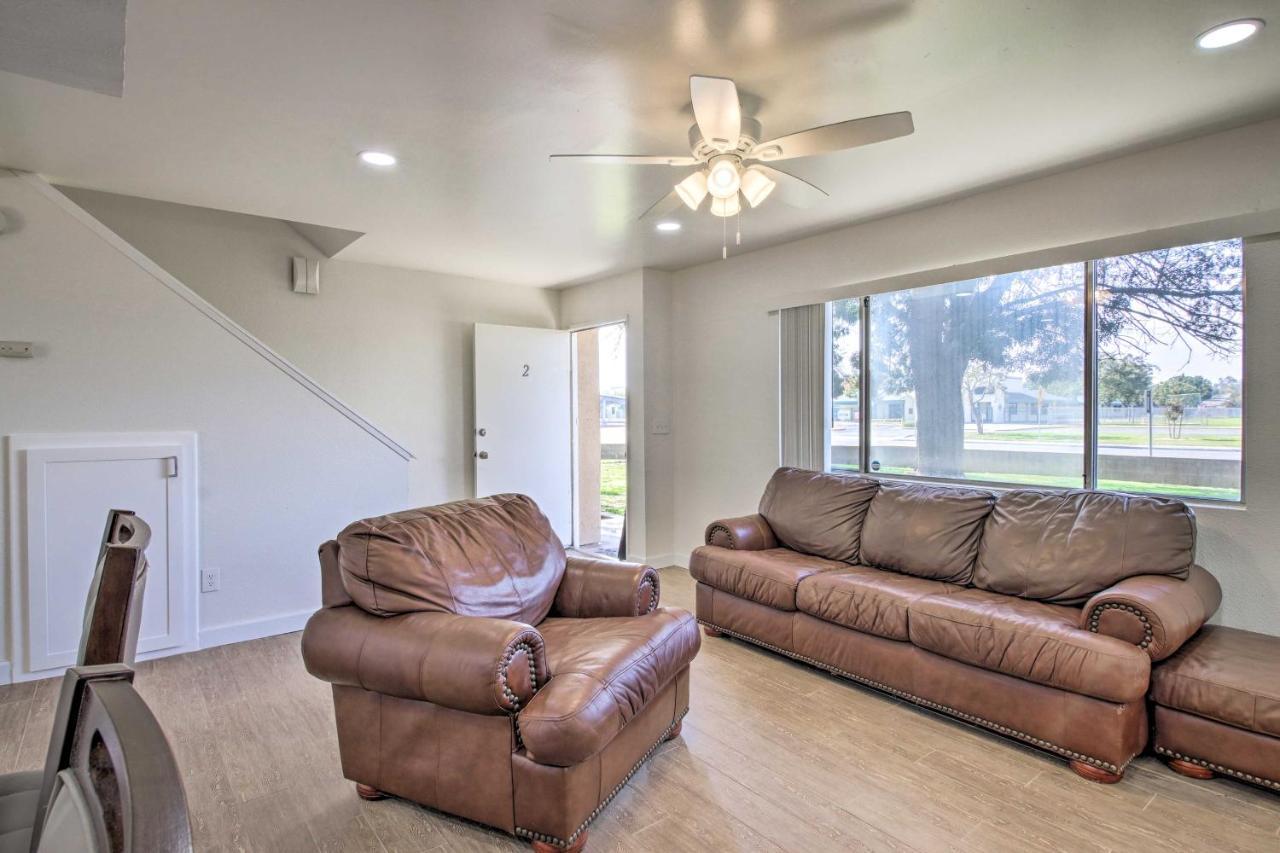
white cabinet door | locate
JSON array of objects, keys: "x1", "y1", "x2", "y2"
[
  {"x1": 474, "y1": 324, "x2": 572, "y2": 541},
  {"x1": 12, "y1": 433, "x2": 198, "y2": 680}
]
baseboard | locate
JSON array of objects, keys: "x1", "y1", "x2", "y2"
[
  {"x1": 647, "y1": 554, "x2": 684, "y2": 569},
  {"x1": 198, "y1": 608, "x2": 313, "y2": 650},
  {"x1": 0, "y1": 660, "x2": 11, "y2": 685}
]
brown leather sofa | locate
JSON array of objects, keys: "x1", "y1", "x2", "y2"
[
  {"x1": 302, "y1": 494, "x2": 700, "y2": 852},
  {"x1": 693, "y1": 467, "x2": 1222, "y2": 783}
]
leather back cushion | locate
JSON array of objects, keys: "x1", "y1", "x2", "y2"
[
  {"x1": 336, "y1": 494, "x2": 565, "y2": 622},
  {"x1": 974, "y1": 489, "x2": 1196, "y2": 604},
  {"x1": 859, "y1": 482, "x2": 995, "y2": 583},
  {"x1": 757, "y1": 467, "x2": 880, "y2": 563}
]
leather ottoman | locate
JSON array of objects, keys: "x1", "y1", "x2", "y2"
[{"x1": 1151, "y1": 625, "x2": 1280, "y2": 791}]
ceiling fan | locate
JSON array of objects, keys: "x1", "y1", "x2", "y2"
[{"x1": 552, "y1": 75, "x2": 914, "y2": 244}]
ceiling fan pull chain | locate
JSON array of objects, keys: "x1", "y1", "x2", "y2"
[
  {"x1": 736, "y1": 208, "x2": 741, "y2": 246},
  {"x1": 722, "y1": 216, "x2": 727, "y2": 259}
]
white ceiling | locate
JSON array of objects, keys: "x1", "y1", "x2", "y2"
[{"x1": 2, "y1": 0, "x2": 1278, "y2": 286}]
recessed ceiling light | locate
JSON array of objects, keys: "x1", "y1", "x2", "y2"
[
  {"x1": 358, "y1": 150, "x2": 397, "y2": 167},
  {"x1": 656, "y1": 221, "x2": 682, "y2": 232},
  {"x1": 1197, "y1": 19, "x2": 1264, "y2": 49}
]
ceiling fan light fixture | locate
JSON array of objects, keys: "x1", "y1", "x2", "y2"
[
  {"x1": 675, "y1": 171, "x2": 709, "y2": 210},
  {"x1": 741, "y1": 167, "x2": 777, "y2": 208},
  {"x1": 707, "y1": 156, "x2": 742, "y2": 199},
  {"x1": 710, "y1": 194, "x2": 741, "y2": 218}
]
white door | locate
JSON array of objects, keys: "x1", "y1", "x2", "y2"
[
  {"x1": 11, "y1": 433, "x2": 198, "y2": 681},
  {"x1": 474, "y1": 324, "x2": 572, "y2": 541}
]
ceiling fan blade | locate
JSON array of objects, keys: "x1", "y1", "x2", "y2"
[
  {"x1": 550, "y1": 154, "x2": 698, "y2": 166},
  {"x1": 751, "y1": 111, "x2": 914, "y2": 161},
  {"x1": 690, "y1": 75, "x2": 742, "y2": 152},
  {"x1": 637, "y1": 189, "x2": 685, "y2": 220},
  {"x1": 755, "y1": 165, "x2": 829, "y2": 208}
]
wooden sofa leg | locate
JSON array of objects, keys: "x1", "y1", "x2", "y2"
[
  {"x1": 355, "y1": 783, "x2": 387, "y2": 801},
  {"x1": 702, "y1": 625, "x2": 724, "y2": 638},
  {"x1": 1069, "y1": 761, "x2": 1123, "y2": 784},
  {"x1": 1168, "y1": 758, "x2": 1215, "y2": 780},
  {"x1": 531, "y1": 830, "x2": 587, "y2": 852},
  {"x1": 665, "y1": 720, "x2": 683, "y2": 741}
]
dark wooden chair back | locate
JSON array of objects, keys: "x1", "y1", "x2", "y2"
[
  {"x1": 78, "y1": 510, "x2": 151, "y2": 667},
  {"x1": 30, "y1": 665, "x2": 192, "y2": 853}
]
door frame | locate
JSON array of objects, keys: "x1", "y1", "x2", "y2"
[
  {"x1": 6, "y1": 432, "x2": 199, "y2": 682},
  {"x1": 567, "y1": 318, "x2": 629, "y2": 554}
]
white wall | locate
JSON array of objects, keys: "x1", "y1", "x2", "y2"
[
  {"x1": 59, "y1": 188, "x2": 560, "y2": 506},
  {"x1": 0, "y1": 172, "x2": 410, "y2": 677},
  {"x1": 668, "y1": 117, "x2": 1280, "y2": 635},
  {"x1": 558, "y1": 269, "x2": 677, "y2": 565}
]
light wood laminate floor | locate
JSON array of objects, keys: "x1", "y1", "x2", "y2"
[{"x1": 3, "y1": 567, "x2": 1278, "y2": 852}]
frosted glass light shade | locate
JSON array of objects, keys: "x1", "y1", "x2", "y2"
[
  {"x1": 740, "y1": 166, "x2": 776, "y2": 207},
  {"x1": 710, "y1": 193, "x2": 741, "y2": 218},
  {"x1": 675, "y1": 171, "x2": 709, "y2": 210}
]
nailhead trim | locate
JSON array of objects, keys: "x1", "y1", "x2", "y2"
[
  {"x1": 637, "y1": 572, "x2": 660, "y2": 615},
  {"x1": 1086, "y1": 602, "x2": 1154, "y2": 650},
  {"x1": 706, "y1": 524, "x2": 734, "y2": 549},
  {"x1": 514, "y1": 708, "x2": 689, "y2": 849},
  {"x1": 1154, "y1": 745, "x2": 1280, "y2": 791},
  {"x1": 499, "y1": 636, "x2": 544, "y2": 712},
  {"x1": 699, "y1": 620, "x2": 1128, "y2": 774}
]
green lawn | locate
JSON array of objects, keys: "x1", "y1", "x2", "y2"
[
  {"x1": 601, "y1": 459, "x2": 627, "y2": 516},
  {"x1": 832, "y1": 464, "x2": 1239, "y2": 502},
  {"x1": 973, "y1": 428, "x2": 1241, "y2": 448}
]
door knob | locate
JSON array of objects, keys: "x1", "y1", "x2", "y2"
[{"x1": 476, "y1": 451, "x2": 489, "y2": 459}]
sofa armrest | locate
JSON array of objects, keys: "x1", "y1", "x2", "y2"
[
  {"x1": 705, "y1": 514, "x2": 777, "y2": 550},
  {"x1": 301, "y1": 607, "x2": 548, "y2": 714},
  {"x1": 553, "y1": 555, "x2": 660, "y2": 617},
  {"x1": 1081, "y1": 565, "x2": 1222, "y2": 661}
]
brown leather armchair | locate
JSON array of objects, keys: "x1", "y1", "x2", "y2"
[{"x1": 302, "y1": 495, "x2": 700, "y2": 852}]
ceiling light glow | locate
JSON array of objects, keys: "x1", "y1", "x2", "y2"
[
  {"x1": 707, "y1": 156, "x2": 741, "y2": 200},
  {"x1": 656, "y1": 221, "x2": 682, "y2": 232},
  {"x1": 1197, "y1": 19, "x2": 1264, "y2": 49},
  {"x1": 359, "y1": 150, "x2": 397, "y2": 167}
]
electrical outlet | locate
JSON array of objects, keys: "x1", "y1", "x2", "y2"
[{"x1": 201, "y1": 568, "x2": 220, "y2": 593}]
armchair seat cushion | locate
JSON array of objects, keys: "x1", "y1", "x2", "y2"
[
  {"x1": 908, "y1": 588, "x2": 1150, "y2": 703},
  {"x1": 0, "y1": 770, "x2": 41, "y2": 851},
  {"x1": 518, "y1": 608, "x2": 700, "y2": 767},
  {"x1": 689, "y1": 545, "x2": 847, "y2": 611},
  {"x1": 797, "y1": 565, "x2": 962, "y2": 641}
]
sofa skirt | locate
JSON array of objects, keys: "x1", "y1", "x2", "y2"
[{"x1": 696, "y1": 583, "x2": 1146, "y2": 774}]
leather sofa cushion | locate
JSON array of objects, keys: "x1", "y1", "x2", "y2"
[
  {"x1": 797, "y1": 565, "x2": 962, "y2": 641},
  {"x1": 908, "y1": 588, "x2": 1150, "y2": 703},
  {"x1": 336, "y1": 494, "x2": 565, "y2": 622},
  {"x1": 689, "y1": 545, "x2": 848, "y2": 611},
  {"x1": 1151, "y1": 625, "x2": 1280, "y2": 737},
  {"x1": 974, "y1": 489, "x2": 1195, "y2": 604},
  {"x1": 518, "y1": 608, "x2": 701, "y2": 766},
  {"x1": 757, "y1": 467, "x2": 880, "y2": 562},
  {"x1": 859, "y1": 482, "x2": 995, "y2": 583}
]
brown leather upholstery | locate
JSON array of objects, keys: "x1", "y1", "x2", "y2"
[
  {"x1": 757, "y1": 467, "x2": 879, "y2": 562},
  {"x1": 705, "y1": 513, "x2": 778, "y2": 551},
  {"x1": 336, "y1": 494, "x2": 565, "y2": 621},
  {"x1": 1151, "y1": 625, "x2": 1280, "y2": 737},
  {"x1": 908, "y1": 589, "x2": 1150, "y2": 703},
  {"x1": 1150, "y1": 625, "x2": 1280, "y2": 791},
  {"x1": 797, "y1": 565, "x2": 961, "y2": 641},
  {"x1": 518, "y1": 609, "x2": 700, "y2": 766},
  {"x1": 688, "y1": 545, "x2": 846, "y2": 610},
  {"x1": 975, "y1": 489, "x2": 1196, "y2": 603},
  {"x1": 1082, "y1": 565, "x2": 1222, "y2": 660},
  {"x1": 859, "y1": 481, "x2": 995, "y2": 583},
  {"x1": 303, "y1": 495, "x2": 700, "y2": 847},
  {"x1": 695, "y1": 468, "x2": 1220, "y2": 779},
  {"x1": 552, "y1": 555, "x2": 659, "y2": 618},
  {"x1": 302, "y1": 607, "x2": 548, "y2": 713}
]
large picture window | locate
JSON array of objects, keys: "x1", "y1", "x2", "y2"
[{"x1": 826, "y1": 238, "x2": 1244, "y2": 501}]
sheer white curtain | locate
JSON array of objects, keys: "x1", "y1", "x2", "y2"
[{"x1": 779, "y1": 304, "x2": 826, "y2": 470}]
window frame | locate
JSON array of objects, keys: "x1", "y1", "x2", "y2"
[{"x1": 831, "y1": 247, "x2": 1246, "y2": 505}]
